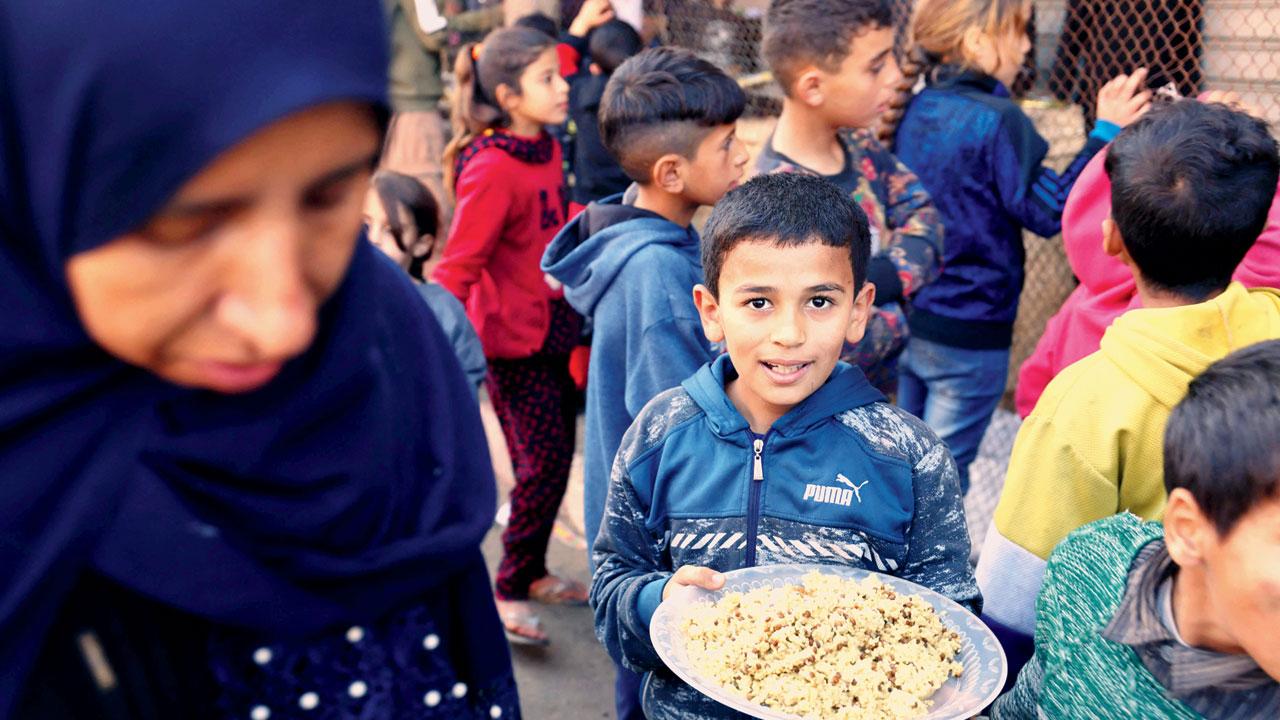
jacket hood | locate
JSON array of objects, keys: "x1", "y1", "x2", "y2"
[
  {"x1": 682, "y1": 354, "x2": 885, "y2": 439},
  {"x1": 1062, "y1": 150, "x2": 1135, "y2": 296},
  {"x1": 1101, "y1": 282, "x2": 1280, "y2": 409},
  {"x1": 541, "y1": 194, "x2": 698, "y2": 316}
]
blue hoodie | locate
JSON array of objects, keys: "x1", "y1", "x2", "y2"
[
  {"x1": 542, "y1": 195, "x2": 719, "y2": 549},
  {"x1": 590, "y1": 354, "x2": 981, "y2": 718}
]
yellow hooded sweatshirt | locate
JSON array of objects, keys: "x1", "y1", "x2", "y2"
[{"x1": 977, "y1": 282, "x2": 1280, "y2": 636}]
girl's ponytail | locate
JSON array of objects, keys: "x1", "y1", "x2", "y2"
[
  {"x1": 443, "y1": 43, "x2": 498, "y2": 199},
  {"x1": 879, "y1": 0, "x2": 1030, "y2": 146},
  {"x1": 442, "y1": 27, "x2": 558, "y2": 199}
]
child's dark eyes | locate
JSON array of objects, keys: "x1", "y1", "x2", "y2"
[
  {"x1": 746, "y1": 298, "x2": 771, "y2": 310},
  {"x1": 808, "y1": 296, "x2": 836, "y2": 309}
]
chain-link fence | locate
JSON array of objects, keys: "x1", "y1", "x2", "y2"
[{"x1": 653, "y1": 0, "x2": 1279, "y2": 542}]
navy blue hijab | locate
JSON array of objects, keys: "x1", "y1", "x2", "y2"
[{"x1": 0, "y1": 0, "x2": 509, "y2": 712}]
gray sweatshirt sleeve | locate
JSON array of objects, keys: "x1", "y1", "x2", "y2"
[
  {"x1": 901, "y1": 440, "x2": 983, "y2": 615},
  {"x1": 589, "y1": 391, "x2": 695, "y2": 674}
]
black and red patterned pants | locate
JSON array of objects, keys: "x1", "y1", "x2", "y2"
[{"x1": 488, "y1": 300, "x2": 581, "y2": 600}]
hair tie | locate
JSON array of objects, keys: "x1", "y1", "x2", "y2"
[{"x1": 470, "y1": 43, "x2": 491, "y2": 105}]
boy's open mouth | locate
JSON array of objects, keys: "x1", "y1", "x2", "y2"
[{"x1": 761, "y1": 360, "x2": 813, "y2": 385}]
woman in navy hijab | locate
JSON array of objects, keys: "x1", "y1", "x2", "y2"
[{"x1": 0, "y1": 1, "x2": 518, "y2": 718}]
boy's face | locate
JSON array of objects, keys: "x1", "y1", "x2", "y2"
[
  {"x1": 1197, "y1": 495, "x2": 1280, "y2": 680},
  {"x1": 678, "y1": 123, "x2": 750, "y2": 207},
  {"x1": 693, "y1": 239, "x2": 874, "y2": 430},
  {"x1": 810, "y1": 26, "x2": 901, "y2": 130}
]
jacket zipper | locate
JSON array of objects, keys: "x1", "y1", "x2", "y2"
[{"x1": 745, "y1": 436, "x2": 765, "y2": 566}]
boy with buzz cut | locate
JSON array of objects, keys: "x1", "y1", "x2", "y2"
[
  {"x1": 590, "y1": 172, "x2": 979, "y2": 719},
  {"x1": 993, "y1": 339, "x2": 1280, "y2": 719},
  {"x1": 978, "y1": 100, "x2": 1280, "y2": 668},
  {"x1": 542, "y1": 45, "x2": 747, "y2": 720},
  {"x1": 757, "y1": 0, "x2": 943, "y2": 391}
]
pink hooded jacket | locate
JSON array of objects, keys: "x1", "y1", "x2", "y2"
[{"x1": 1015, "y1": 149, "x2": 1280, "y2": 418}]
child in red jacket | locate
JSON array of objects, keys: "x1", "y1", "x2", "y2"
[{"x1": 431, "y1": 26, "x2": 583, "y2": 645}]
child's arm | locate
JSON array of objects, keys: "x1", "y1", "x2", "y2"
[
  {"x1": 992, "y1": 117, "x2": 1114, "y2": 239},
  {"x1": 418, "y1": 283, "x2": 488, "y2": 392},
  {"x1": 995, "y1": 70, "x2": 1151, "y2": 239},
  {"x1": 863, "y1": 137, "x2": 944, "y2": 305},
  {"x1": 429, "y1": 152, "x2": 511, "y2": 304},
  {"x1": 975, "y1": 388, "x2": 1118, "y2": 640},
  {"x1": 590, "y1": 424, "x2": 679, "y2": 672},
  {"x1": 560, "y1": 0, "x2": 613, "y2": 76},
  {"x1": 989, "y1": 652, "x2": 1045, "y2": 719},
  {"x1": 901, "y1": 437, "x2": 982, "y2": 614}
]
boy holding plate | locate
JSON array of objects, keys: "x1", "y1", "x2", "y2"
[{"x1": 589, "y1": 172, "x2": 980, "y2": 718}]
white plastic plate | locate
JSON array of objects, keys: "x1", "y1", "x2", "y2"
[{"x1": 649, "y1": 563, "x2": 1007, "y2": 719}]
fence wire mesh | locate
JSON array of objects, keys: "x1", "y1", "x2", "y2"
[{"x1": 654, "y1": 0, "x2": 1279, "y2": 526}]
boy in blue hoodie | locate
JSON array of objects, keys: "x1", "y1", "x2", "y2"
[
  {"x1": 590, "y1": 173, "x2": 980, "y2": 719},
  {"x1": 541, "y1": 45, "x2": 748, "y2": 720},
  {"x1": 542, "y1": 46, "x2": 748, "y2": 552}
]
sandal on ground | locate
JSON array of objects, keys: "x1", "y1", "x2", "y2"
[
  {"x1": 527, "y1": 575, "x2": 589, "y2": 606},
  {"x1": 495, "y1": 598, "x2": 550, "y2": 646}
]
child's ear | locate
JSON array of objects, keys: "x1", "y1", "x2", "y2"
[
  {"x1": 845, "y1": 281, "x2": 876, "y2": 345},
  {"x1": 1101, "y1": 217, "x2": 1134, "y2": 266},
  {"x1": 651, "y1": 153, "x2": 687, "y2": 195},
  {"x1": 411, "y1": 233, "x2": 436, "y2": 259},
  {"x1": 962, "y1": 27, "x2": 995, "y2": 71},
  {"x1": 589, "y1": 62, "x2": 602, "y2": 75},
  {"x1": 1164, "y1": 488, "x2": 1214, "y2": 567},
  {"x1": 494, "y1": 82, "x2": 520, "y2": 114},
  {"x1": 692, "y1": 284, "x2": 725, "y2": 344},
  {"x1": 794, "y1": 67, "x2": 825, "y2": 108}
]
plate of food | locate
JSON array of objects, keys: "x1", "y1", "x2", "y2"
[{"x1": 649, "y1": 563, "x2": 1007, "y2": 719}]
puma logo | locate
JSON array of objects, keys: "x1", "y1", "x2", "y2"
[{"x1": 836, "y1": 473, "x2": 869, "y2": 504}]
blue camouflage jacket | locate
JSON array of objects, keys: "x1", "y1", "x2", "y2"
[{"x1": 590, "y1": 354, "x2": 981, "y2": 719}]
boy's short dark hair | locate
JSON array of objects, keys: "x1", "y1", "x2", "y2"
[
  {"x1": 588, "y1": 19, "x2": 643, "y2": 76},
  {"x1": 599, "y1": 46, "x2": 745, "y2": 182},
  {"x1": 1106, "y1": 101, "x2": 1280, "y2": 301},
  {"x1": 1164, "y1": 339, "x2": 1280, "y2": 536},
  {"x1": 513, "y1": 12, "x2": 558, "y2": 39},
  {"x1": 702, "y1": 173, "x2": 870, "y2": 297},
  {"x1": 762, "y1": 0, "x2": 893, "y2": 94}
]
